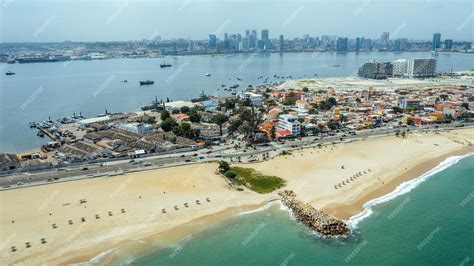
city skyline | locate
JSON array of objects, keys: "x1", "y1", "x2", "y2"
[{"x1": 1, "y1": 0, "x2": 473, "y2": 42}]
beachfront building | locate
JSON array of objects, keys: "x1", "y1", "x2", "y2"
[
  {"x1": 406, "y1": 59, "x2": 437, "y2": 78},
  {"x1": 242, "y1": 92, "x2": 263, "y2": 106},
  {"x1": 357, "y1": 61, "x2": 393, "y2": 79},
  {"x1": 392, "y1": 59, "x2": 408, "y2": 77},
  {"x1": 277, "y1": 114, "x2": 301, "y2": 136}
]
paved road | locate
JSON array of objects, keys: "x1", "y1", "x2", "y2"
[{"x1": 1, "y1": 123, "x2": 472, "y2": 191}]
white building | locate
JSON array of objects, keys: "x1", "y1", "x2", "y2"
[
  {"x1": 277, "y1": 114, "x2": 301, "y2": 136},
  {"x1": 295, "y1": 100, "x2": 308, "y2": 110},
  {"x1": 406, "y1": 59, "x2": 437, "y2": 78},
  {"x1": 242, "y1": 92, "x2": 263, "y2": 106},
  {"x1": 392, "y1": 59, "x2": 408, "y2": 77},
  {"x1": 117, "y1": 122, "x2": 154, "y2": 134}
]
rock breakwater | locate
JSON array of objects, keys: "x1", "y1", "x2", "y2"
[{"x1": 279, "y1": 190, "x2": 350, "y2": 236}]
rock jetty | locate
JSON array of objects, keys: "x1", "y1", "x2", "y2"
[{"x1": 279, "y1": 190, "x2": 350, "y2": 236}]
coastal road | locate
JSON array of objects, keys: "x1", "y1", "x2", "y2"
[{"x1": 1, "y1": 123, "x2": 472, "y2": 191}]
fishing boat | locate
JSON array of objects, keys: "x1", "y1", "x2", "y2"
[
  {"x1": 5, "y1": 71, "x2": 15, "y2": 76},
  {"x1": 160, "y1": 61, "x2": 172, "y2": 68},
  {"x1": 139, "y1": 80, "x2": 154, "y2": 86}
]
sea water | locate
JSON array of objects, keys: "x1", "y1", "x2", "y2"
[{"x1": 127, "y1": 154, "x2": 474, "y2": 266}]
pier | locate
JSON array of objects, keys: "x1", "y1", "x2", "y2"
[{"x1": 279, "y1": 190, "x2": 350, "y2": 236}]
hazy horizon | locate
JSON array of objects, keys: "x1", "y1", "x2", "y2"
[{"x1": 0, "y1": 0, "x2": 473, "y2": 43}]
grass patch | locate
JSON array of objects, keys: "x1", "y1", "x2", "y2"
[{"x1": 229, "y1": 166, "x2": 286, "y2": 194}]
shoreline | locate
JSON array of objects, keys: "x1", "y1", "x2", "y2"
[
  {"x1": 82, "y1": 149, "x2": 474, "y2": 265},
  {"x1": 1, "y1": 129, "x2": 473, "y2": 265},
  {"x1": 325, "y1": 148, "x2": 474, "y2": 221}
]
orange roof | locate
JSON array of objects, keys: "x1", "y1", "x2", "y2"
[{"x1": 171, "y1": 113, "x2": 190, "y2": 119}]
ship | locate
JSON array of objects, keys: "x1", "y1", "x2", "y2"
[
  {"x1": 17, "y1": 57, "x2": 59, "y2": 64},
  {"x1": 139, "y1": 80, "x2": 154, "y2": 86},
  {"x1": 141, "y1": 96, "x2": 164, "y2": 111},
  {"x1": 191, "y1": 90, "x2": 210, "y2": 103},
  {"x1": 160, "y1": 61, "x2": 172, "y2": 68},
  {"x1": 5, "y1": 71, "x2": 15, "y2": 76}
]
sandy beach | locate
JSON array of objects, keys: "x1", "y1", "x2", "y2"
[{"x1": 1, "y1": 128, "x2": 473, "y2": 265}]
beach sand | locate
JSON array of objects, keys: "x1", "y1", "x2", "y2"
[{"x1": 1, "y1": 128, "x2": 473, "y2": 265}]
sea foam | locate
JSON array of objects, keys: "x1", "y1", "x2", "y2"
[{"x1": 347, "y1": 153, "x2": 473, "y2": 228}]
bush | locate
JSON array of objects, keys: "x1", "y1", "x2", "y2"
[
  {"x1": 218, "y1": 161, "x2": 230, "y2": 173},
  {"x1": 224, "y1": 170, "x2": 237, "y2": 179}
]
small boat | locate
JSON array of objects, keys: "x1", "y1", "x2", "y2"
[
  {"x1": 121, "y1": 80, "x2": 128, "y2": 83},
  {"x1": 160, "y1": 61, "x2": 172, "y2": 68},
  {"x1": 221, "y1": 84, "x2": 226, "y2": 87},
  {"x1": 230, "y1": 84, "x2": 239, "y2": 89},
  {"x1": 205, "y1": 73, "x2": 211, "y2": 77},
  {"x1": 37, "y1": 131, "x2": 45, "y2": 137},
  {"x1": 5, "y1": 71, "x2": 15, "y2": 76},
  {"x1": 237, "y1": 77, "x2": 242, "y2": 81},
  {"x1": 139, "y1": 80, "x2": 154, "y2": 86}
]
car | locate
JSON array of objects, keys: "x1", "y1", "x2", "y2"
[
  {"x1": 143, "y1": 162, "x2": 152, "y2": 166},
  {"x1": 180, "y1": 154, "x2": 185, "y2": 157},
  {"x1": 185, "y1": 159, "x2": 191, "y2": 162},
  {"x1": 129, "y1": 159, "x2": 135, "y2": 163},
  {"x1": 81, "y1": 167, "x2": 89, "y2": 171}
]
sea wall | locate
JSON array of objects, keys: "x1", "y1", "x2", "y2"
[{"x1": 279, "y1": 190, "x2": 350, "y2": 236}]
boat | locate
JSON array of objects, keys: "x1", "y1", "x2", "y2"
[
  {"x1": 37, "y1": 131, "x2": 45, "y2": 137},
  {"x1": 230, "y1": 84, "x2": 239, "y2": 89},
  {"x1": 160, "y1": 61, "x2": 172, "y2": 68},
  {"x1": 205, "y1": 73, "x2": 211, "y2": 77},
  {"x1": 191, "y1": 90, "x2": 210, "y2": 103},
  {"x1": 121, "y1": 80, "x2": 128, "y2": 83},
  {"x1": 139, "y1": 80, "x2": 154, "y2": 86},
  {"x1": 141, "y1": 96, "x2": 164, "y2": 111},
  {"x1": 5, "y1": 71, "x2": 15, "y2": 76},
  {"x1": 221, "y1": 84, "x2": 226, "y2": 87}
]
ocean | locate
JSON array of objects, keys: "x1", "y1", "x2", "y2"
[
  {"x1": 1, "y1": 52, "x2": 474, "y2": 152},
  {"x1": 125, "y1": 154, "x2": 474, "y2": 266}
]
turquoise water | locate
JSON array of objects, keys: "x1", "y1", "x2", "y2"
[
  {"x1": 1, "y1": 52, "x2": 473, "y2": 152},
  {"x1": 128, "y1": 155, "x2": 474, "y2": 265}
]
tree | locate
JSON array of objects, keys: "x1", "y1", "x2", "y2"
[
  {"x1": 173, "y1": 123, "x2": 200, "y2": 139},
  {"x1": 160, "y1": 117, "x2": 176, "y2": 132},
  {"x1": 227, "y1": 119, "x2": 243, "y2": 136},
  {"x1": 211, "y1": 113, "x2": 229, "y2": 136},
  {"x1": 270, "y1": 126, "x2": 276, "y2": 140},
  {"x1": 283, "y1": 92, "x2": 296, "y2": 106},
  {"x1": 189, "y1": 110, "x2": 201, "y2": 123},
  {"x1": 401, "y1": 131, "x2": 407, "y2": 138},
  {"x1": 172, "y1": 109, "x2": 180, "y2": 114},
  {"x1": 224, "y1": 170, "x2": 237, "y2": 179},
  {"x1": 218, "y1": 161, "x2": 230, "y2": 173},
  {"x1": 180, "y1": 106, "x2": 190, "y2": 114},
  {"x1": 392, "y1": 106, "x2": 403, "y2": 114},
  {"x1": 160, "y1": 110, "x2": 170, "y2": 121},
  {"x1": 327, "y1": 97, "x2": 337, "y2": 107}
]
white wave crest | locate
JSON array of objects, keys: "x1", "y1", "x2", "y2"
[{"x1": 347, "y1": 153, "x2": 473, "y2": 228}]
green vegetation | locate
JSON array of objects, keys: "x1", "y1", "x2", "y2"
[
  {"x1": 217, "y1": 161, "x2": 286, "y2": 194},
  {"x1": 229, "y1": 166, "x2": 286, "y2": 194}
]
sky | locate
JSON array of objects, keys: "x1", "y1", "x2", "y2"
[{"x1": 0, "y1": 0, "x2": 473, "y2": 42}]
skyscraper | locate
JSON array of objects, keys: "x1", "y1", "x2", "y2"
[
  {"x1": 394, "y1": 38, "x2": 407, "y2": 51},
  {"x1": 380, "y1": 32, "x2": 390, "y2": 49},
  {"x1": 279, "y1": 35, "x2": 284, "y2": 51},
  {"x1": 261, "y1": 29, "x2": 269, "y2": 49},
  {"x1": 336, "y1": 37, "x2": 348, "y2": 51},
  {"x1": 208, "y1": 34, "x2": 217, "y2": 49},
  {"x1": 355, "y1": 37, "x2": 361, "y2": 52},
  {"x1": 444, "y1": 39, "x2": 453, "y2": 51},
  {"x1": 432, "y1": 33, "x2": 441, "y2": 51}
]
